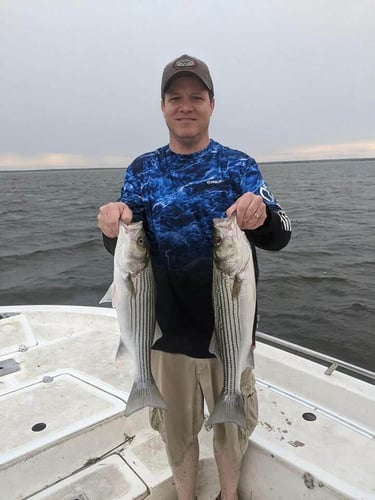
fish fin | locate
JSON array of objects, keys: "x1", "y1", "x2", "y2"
[
  {"x1": 124, "y1": 379, "x2": 167, "y2": 417},
  {"x1": 247, "y1": 348, "x2": 255, "y2": 369},
  {"x1": 209, "y1": 331, "x2": 220, "y2": 358},
  {"x1": 115, "y1": 338, "x2": 129, "y2": 360},
  {"x1": 124, "y1": 274, "x2": 135, "y2": 296},
  {"x1": 153, "y1": 322, "x2": 163, "y2": 343},
  {"x1": 206, "y1": 392, "x2": 246, "y2": 429},
  {"x1": 99, "y1": 283, "x2": 114, "y2": 304},
  {"x1": 232, "y1": 278, "x2": 242, "y2": 299}
]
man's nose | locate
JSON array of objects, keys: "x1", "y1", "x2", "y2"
[{"x1": 179, "y1": 99, "x2": 194, "y2": 111}]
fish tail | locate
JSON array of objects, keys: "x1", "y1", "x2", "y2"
[
  {"x1": 124, "y1": 379, "x2": 167, "y2": 417},
  {"x1": 206, "y1": 393, "x2": 246, "y2": 429}
]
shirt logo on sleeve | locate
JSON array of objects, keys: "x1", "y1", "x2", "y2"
[
  {"x1": 206, "y1": 179, "x2": 224, "y2": 185},
  {"x1": 260, "y1": 184, "x2": 275, "y2": 202},
  {"x1": 278, "y1": 210, "x2": 292, "y2": 231}
]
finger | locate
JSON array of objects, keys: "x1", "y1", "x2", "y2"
[
  {"x1": 242, "y1": 208, "x2": 262, "y2": 229},
  {"x1": 97, "y1": 202, "x2": 125, "y2": 238},
  {"x1": 235, "y1": 198, "x2": 254, "y2": 228},
  {"x1": 97, "y1": 213, "x2": 118, "y2": 238},
  {"x1": 119, "y1": 205, "x2": 133, "y2": 225},
  {"x1": 238, "y1": 198, "x2": 266, "y2": 229},
  {"x1": 226, "y1": 202, "x2": 237, "y2": 218},
  {"x1": 249, "y1": 203, "x2": 267, "y2": 228}
]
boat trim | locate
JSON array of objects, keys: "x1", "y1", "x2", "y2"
[{"x1": 256, "y1": 331, "x2": 375, "y2": 382}]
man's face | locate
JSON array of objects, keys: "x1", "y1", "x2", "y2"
[{"x1": 161, "y1": 75, "x2": 215, "y2": 148}]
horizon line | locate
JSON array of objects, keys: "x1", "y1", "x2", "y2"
[
  {"x1": 1, "y1": 155, "x2": 374, "y2": 173},
  {"x1": 1, "y1": 142, "x2": 375, "y2": 170}
]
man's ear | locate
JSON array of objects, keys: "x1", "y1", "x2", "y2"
[{"x1": 210, "y1": 97, "x2": 215, "y2": 114}]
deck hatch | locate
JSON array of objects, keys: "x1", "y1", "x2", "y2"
[
  {"x1": 0, "y1": 372, "x2": 125, "y2": 463},
  {"x1": 0, "y1": 358, "x2": 20, "y2": 377},
  {"x1": 28, "y1": 454, "x2": 148, "y2": 500},
  {"x1": 0, "y1": 371, "x2": 127, "y2": 500}
]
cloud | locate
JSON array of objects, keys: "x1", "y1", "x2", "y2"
[
  {"x1": 0, "y1": 153, "x2": 133, "y2": 170},
  {"x1": 258, "y1": 140, "x2": 375, "y2": 162},
  {"x1": 1, "y1": 140, "x2": 374, "y2": 170}
]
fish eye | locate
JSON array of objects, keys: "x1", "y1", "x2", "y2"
[
  {"x1": 137, "y1": 237, "x2": 145, "y2": 246},
  {"x1": 214, "y1": 236, "x2": 222, "y2": 245}
]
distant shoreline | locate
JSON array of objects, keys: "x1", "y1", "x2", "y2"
[
  {"x1": 260, "y1": 156, "x2": 375, "y2": 166},
  {"x1": 0, "y1": 156, "x2": 374, "y2": 173}
]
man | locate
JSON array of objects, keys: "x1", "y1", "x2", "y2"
[{"x1": 98, "y1": 54, "x2": 291, "y2": 500}]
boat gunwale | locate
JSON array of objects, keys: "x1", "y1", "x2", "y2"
[{"x1": 257, "y1": 330, "x2": 375, "y2": 382}]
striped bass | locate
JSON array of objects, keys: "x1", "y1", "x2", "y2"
[
  {"x1": 207, "y1": 213, "x2": 256, "y2": 428},
  {"x1": 107, "y1": 220, "x2": 166, "y2": 417}
]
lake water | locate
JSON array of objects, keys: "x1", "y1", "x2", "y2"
[{"x1": 0, "y1": 158, "x2": 374, "y2": 370}]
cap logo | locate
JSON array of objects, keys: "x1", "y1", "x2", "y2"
[{"x1": 173, "y1": 57, "x2": 197, "y2": 69}]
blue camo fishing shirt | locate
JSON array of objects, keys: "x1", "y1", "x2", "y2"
[
  {"x1": 118, "y1": 139, "x2": 291, "y2": 357},
  {"x1": 120, "y1": 139, "x2": 284, "y2": 270}
]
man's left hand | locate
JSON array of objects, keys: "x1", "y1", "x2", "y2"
[{"x1": 226, "y1": 192, "x2": 267, "y2": 230}]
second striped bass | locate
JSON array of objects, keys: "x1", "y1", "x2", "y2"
[
  {"x1": 207, "y1": 213, "x2": 256, "y2": 428},
  {"x1": 110, "y1": 221, "x2": 166, "y2": 417}
]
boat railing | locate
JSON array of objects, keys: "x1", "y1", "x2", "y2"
[{"x1": 256, "y1": 330, "x2": 375, "y2": 382}]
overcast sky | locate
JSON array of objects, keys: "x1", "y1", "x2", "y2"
[{"x1": 1, "y1": 0, "x2": 374, "y2": 169}]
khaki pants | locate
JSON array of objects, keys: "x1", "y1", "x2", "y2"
[{"x1": 150, "y1": 350, "x2": 258, "y2": 466}]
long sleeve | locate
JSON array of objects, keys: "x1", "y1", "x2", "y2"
[
  {"x1": 245, "y1": 205, "x2": 291, "y2": 251},
  {"x1": 231, "y1": 156, "x2": 291, "y2": 251}
]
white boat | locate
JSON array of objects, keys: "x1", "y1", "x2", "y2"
[{"x1": 0, "y1": 305, "x2": 374, "y2": 500}]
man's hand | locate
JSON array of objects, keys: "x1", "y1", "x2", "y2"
[
  {"x1": 97, "y1": 202, "x2": 133, "y2": 238},
  {"x1": 226, "y1": 192, "x2": 267, "y2": 230}
]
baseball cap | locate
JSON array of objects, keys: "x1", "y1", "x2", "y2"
[{"x1": 161, "y1": 54, "x2": 214, "y2": 97}]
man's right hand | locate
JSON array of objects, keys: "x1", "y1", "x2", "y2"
[{"x1": 97, "y1": 202, "x2": 133, "y2": 238}]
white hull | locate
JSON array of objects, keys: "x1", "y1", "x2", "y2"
[{"x1": 0, "y1": 305, "x2": 374, "y2": 500}]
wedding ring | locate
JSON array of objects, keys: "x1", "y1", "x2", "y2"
[{"x1": 254, "y1": 212, "x2": 259, "y2": 218}]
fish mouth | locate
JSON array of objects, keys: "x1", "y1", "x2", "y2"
[
  {"x1": 213, "y1": 217, "x2": 230, "y2": 226},
  {"x1": 213, "y1": 212, "x2": 237, "y2": 225},
  {"x1": 119, "y1": 220, "x2": 143, "y2": 230}
]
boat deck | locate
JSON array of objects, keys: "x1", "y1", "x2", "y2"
[{"x1": 0, "y1": 306, "x2": 374, "y2": 500}]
